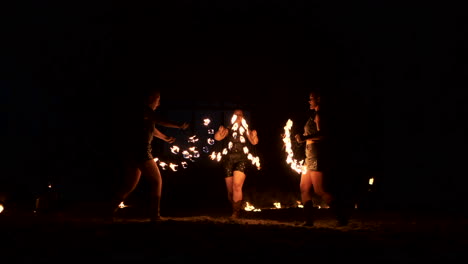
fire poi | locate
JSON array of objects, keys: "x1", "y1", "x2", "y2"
[
  {"x1": 151, "y1": 117, "x2": 219, "y2": 171},
  {"x1": 282, "y1": 119, "x2": 304, "y2": 174},
  {"x1": 209, "y1": 113, "x2": 261, "y2": 170}
]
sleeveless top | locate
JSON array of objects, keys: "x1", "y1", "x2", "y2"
[{"x1": 304, "y1": 110, "x2": 320, "y2": 138}]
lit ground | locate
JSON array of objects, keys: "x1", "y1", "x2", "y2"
[{"x1": 1, "y1": 207, "x2": 467, "y2": 263}]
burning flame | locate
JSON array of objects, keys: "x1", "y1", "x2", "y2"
[
  {"x1": 283, "y1": 119, "x2": 304, "y2": 174},
  {"x1": 369, "y1": 177, "x2": 374, "y2": 185},
  {"x1": 244, "y1": 201, "x2": 261, "y2": 212},
  {"x1": 169, "y1": 163, "x2": 179, "y2": 171},
  {"x1": 210, "y1": 113, "x2": 261, "y2": 170},
  {"x1": 170, "y1": 145, "x2": 180, "y2": 154},
  {"x1": 0, "y1": 203, "x2": 4, "y2": 214},
  {"x1": 188, "y1": 135, "x2": 199, "y2": 143},
  {"x1": 118, "y1": 201, "x2": 127, "y2": 208}
]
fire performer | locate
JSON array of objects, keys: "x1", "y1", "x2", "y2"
[
  {"x1": 106, "y1": 88, "x2": 189, "y2": 222},
  {"x1": 214, "y1": 109, "x2": 259, "y2": 219},
  {"x1": 295, "y1": 90, "x2": 348, "y2": 226}
]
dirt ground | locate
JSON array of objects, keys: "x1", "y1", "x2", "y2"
[{"x1": 1, "y1": 207, "x2": 467, "y2": 263}]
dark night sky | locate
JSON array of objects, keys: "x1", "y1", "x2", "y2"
[{"x1": 3, "y1": 1, "x2": 467, "y2": 212}]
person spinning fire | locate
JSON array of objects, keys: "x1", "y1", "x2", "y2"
[
  {"x1": 106, "y1": 88, "x2": 189, "y2": 222},
  {"x1": 295, "y1": 90, "x2": 349, "y2": 226},
  {"x1": 214, "y1": 109, "x2": 259, "y2": 219}
]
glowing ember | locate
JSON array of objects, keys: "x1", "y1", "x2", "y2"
[
  {"x1": 282, "y1": 119, "x2": 304, "y2": 174},
  {"x1": 203, "y1": 118, "x2": 211, "y2": 126},
  {"x1": 159, "y1": 161, "x2": 168, "y2": 170},
  {"x1": 239, "y1": 126, "x2": 245, "y2": 135},
  {"x1": 182, "y1": 150, "x2": 191, "y2": 159},
  {"x1": 273, "y1": 202, "x2": 281, "y2": 209},
  {"x1": 208, "y1": 113, "x2": 261, "y2": 170},
  {"x1": 231, "y1": 114, "x2": 239, "y2": 125},
  {"x1": 170, "y1": 145, "x2": 180, "y2": 154},
  {"x1": 244, "y1": 201, "x2": 261, "y2": 212},
  {"x1": 118, "y1": 201, "x2": 127, "y2": 208},
  {"x1": 243, "y1": 146, "x2": 249, "y2": 154},
  {"x1": 188, "y1": 135, "x2": 199, "y2": 143},
  {"x1": 169, "y1": 163, "x2": 179, "y2": 171}
]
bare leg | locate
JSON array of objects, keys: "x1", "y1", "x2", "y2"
[
  {"x1": 139, "y1": 159, "x2": 163, "y2": 221},
  {"x1": 300, "y1": 170, "x2": 315, "y2": 225},
  {"x1": 232, "y1": 170, "x2": 246, "y2": 203},
  {"x1": 106, "y1": 164, "x2": 141, "y2": 218},
  {"x1": 311, "y1": 171, "x2": 348, "y2": 226},
  {"x1": 300, "y1": 170, "x2": 314, "y2": 204},
  {"x1": 224, "y1": 176, "x2": 233, "y2": 203},
  {"x1": 310, "y1": 171, "x2": 333, "y2": 205},
  {"x1": 118, "y1": 165, "x2": 142, "y2": 202},
  {"x1": 229, "y1": 171, "x2": 246, "y2": 218}
]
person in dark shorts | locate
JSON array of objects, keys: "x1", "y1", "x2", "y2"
[
  {"x1": 214, "y1": 109, "x2": 259, "y2": 218},
  {"x1": 295, "y1": 90, "x2": 348, "y2": 226},
  {"x1": 107, "y1": 88, "x2": 189, "y2": 222}
]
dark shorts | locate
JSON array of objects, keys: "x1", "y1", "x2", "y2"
[
  {"x1": 222, "y1": 152, "x2": 248, "y2": 178},
  {"x1": 305, "y1": 143, "x2": 325, "y2": 171}
]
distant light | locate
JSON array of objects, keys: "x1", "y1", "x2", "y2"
[{"x1": 0, "y1": 203, "x2": 4, "y2": 213}]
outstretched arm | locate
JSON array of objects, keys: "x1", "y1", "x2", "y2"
[
  {"x1": 153, "y1": 127, "x2": 176, "y2": 143},
  {"x1": 157, "y1": 119, "x2": 189, "y2": 130},
  {"x1": 150, "y1": 111, "x2": 189, "y2": 130}
]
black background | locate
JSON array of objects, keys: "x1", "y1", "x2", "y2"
[{"x1": 3, "y1": 1, "x2": 466, "y2": 214}]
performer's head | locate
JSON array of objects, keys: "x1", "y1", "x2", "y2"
[
  {"x1": 142, "y1": 88, "x2": 161, "y2": 110},
  {"x1": 233, "y1": 109, "x2": 244, "y2": 123},
  {"x1": 308, "y1": 90, "x2": 320, "y2": 110}
]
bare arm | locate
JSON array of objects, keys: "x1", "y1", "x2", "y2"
[
  {"x1": 247, "y1": 129, "x2": 259, "y2": 145},
  {"x1": 214, "y1": 125, "x2": 229, "y2": 141},
  {"x1": 156, "y1": 119, "x2": 189, "y2": 130},
  {"x1": 150, "y1": 111, "x2": 189, "y2": 130},
  {"x1": 153, "y1": 127, "x2": 176, "y2": 143},
  {"x1": 295, "y1": 112, "x2": 324, "y2": 143}
]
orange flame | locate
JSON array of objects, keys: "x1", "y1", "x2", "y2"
[{"x1": 283, "y1": 119, "x2": 304, "y2": 174}]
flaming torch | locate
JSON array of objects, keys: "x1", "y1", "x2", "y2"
[{"x1": 282, "y1": 119, "x2": 304, "y2": 174}]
